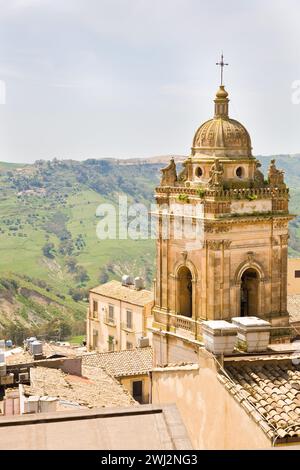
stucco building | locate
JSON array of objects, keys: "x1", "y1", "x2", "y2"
[
  {"x1": 286, "y1": 259, "x2": 300, "y2": 328},
  {"x1": 87, "y1": 279, "x2": 154, "y2": 352},
  {"x1": 288, "y1": 258, "x2": 300, "y2": 295}
]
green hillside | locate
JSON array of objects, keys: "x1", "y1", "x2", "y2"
[
  {"x1": 0, "y1": 154, "x2": 300, "y2": 342},
  {"x1": 0, "y1": 158, "x2": 160, "y2": 341}
]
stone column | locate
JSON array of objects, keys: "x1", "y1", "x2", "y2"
[
  {"x1": 270, "y1": 236, "x2": 281, "y2": 315},
  {"x1": 155, "y1": 213, "x2": 162, "y2": 308},
  {"x1": 280, "y1": 234, "x2": 289, "y2": 313},
  {"x1": 206, "y1": 240, "x2": 222, "y2": 320},
  {"x1": 222, "y1": 240, "x2": 232, "y2": 319}
]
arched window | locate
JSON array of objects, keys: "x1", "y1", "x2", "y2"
[
  {"x1": 236, "y1": 166, "x2": 244, "y2": 178},
  {"x1": 240, "y1": 268, "x2": 259, "y2": 316},
  {"x1": 195, "y1": 167, "x2": 203, "y2": 178},
  {"x1": 177, "y1": 266, "x2": 192, "y2": 317}
]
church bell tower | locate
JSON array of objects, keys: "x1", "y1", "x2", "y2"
[{"x1": 152, "y1": 64, "x2": 292, "y2": 358}]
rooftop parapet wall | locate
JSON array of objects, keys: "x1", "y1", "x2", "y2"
[{"x1": 6, "y1": 356, "x2": 82, "y2": 382}]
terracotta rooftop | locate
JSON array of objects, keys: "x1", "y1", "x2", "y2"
[
  {"x1": 90, "y1": 280, "x2": 154, "y2": 307},
  {"x1": 82, "y1": 347, "x2": 153, "y2": 377},
  {"x1": 5, "y1": 343, "x2": 84, "y2": 365},
  {"x1": 24, "y1": 366, "x2": 136, "y2": 408},
  {"x1": 219, "y1": 357, "x2": 300, "y2": 443}
]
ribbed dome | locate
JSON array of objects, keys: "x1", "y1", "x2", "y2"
[
  {"x1": 192, "y1": 86, "x2": 252, "y2": 158},
  {"x1": 192, "y1": 117, "x2": 252, "y2": 152}
]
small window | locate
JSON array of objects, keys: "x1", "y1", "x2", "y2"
[
  {"x1": 93, "y1": 300, "x2": 98, "y2": 317},
  {"x1": 132, "y1": 380, "x2": 143, "y2": 403},
  {"x1": 126, "y1": 341, "x2": 133, "y2": 350},
  {"x1": 236, "y1": 167, "x2": 244, "y2": 178},
  {"x1": 126, "y1": 310, "x2": 133, "y2": 329},
  {"x1": 295, "y1": 270, "x2": 300, "y2": 278},
  {"x1": 108, "y1": 305, "x2": 114, "y2": 322},
  {"x1": 195, "y1": 167, "x2": 203, "y2": 178},
  {"x1": 108, "y1": 335, "x2": 114, "y2": 352},
  {"x1": 92, "y1": 330, "x2": 98, "y2": 349}
]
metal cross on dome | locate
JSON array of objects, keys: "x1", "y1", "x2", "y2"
[{"x1": 216, "y1": 53, "x2": 228, "y2": 86}]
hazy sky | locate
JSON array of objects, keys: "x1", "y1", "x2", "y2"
[{"x1": 0, "y1": 0, "x2": 299, "y2": 162}]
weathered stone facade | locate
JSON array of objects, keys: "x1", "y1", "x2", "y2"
[{"x1": 152, "y1": 85, "x2": 292, "y2": 345}]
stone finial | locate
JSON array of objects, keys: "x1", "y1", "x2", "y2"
[
  {"x1": 178, "y1": 161, "x2": 188, "y2": 183},
  {"x1": 254, "y1": 161, "x2": 264, "y2": 186},
  {"x1": 208, "y1": 158, "x2": 224, "y2": 188},
  {"x1": 160, "y1": 158, "x2": 177, "y2": 187},
  {"x1": 268, "y1": 159, "x2": 286, "y2": 188}
]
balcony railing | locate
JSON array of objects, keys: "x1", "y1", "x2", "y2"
[
  {"x1": 104, "y1": 314, "x2": 116, "y2": 327},
  {"x1": 88, "y1": 307, "x2": 97, "y2": 320},
  {"x1": 173, "y1": 315, "x2": 196, "y2": 333},
  {"x1": 121, "y1": 322, "x2": 134, "y2": 332},
  {"x1": 153, "y1": 309, "x2": 202, "y2": 340},
  {"x1": 153, "y1": 310, "x2": 300, "y2": 349}
]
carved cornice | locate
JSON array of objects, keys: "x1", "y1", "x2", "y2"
[
  {"x1": 204, "y1": 222, "x2": 231, "y2": 233},
  {"x1": 206, "y1": 240, "x2": 223, "y2": 250},
  {"x1": 273, "y1": 218, "x2": 289, "y2": 229},
  {"x1": 206, "y1": 239, "x2": 232, "y2": 250},
  {"x1": 155, "y1": 185, "x2": 290, "y2": 201},
  {"x1": 223, "y1": 240, "x2": 232, "y2": 249},
  {"x1": 204, "y1": 215, "x2": 292, "y2": 230}
]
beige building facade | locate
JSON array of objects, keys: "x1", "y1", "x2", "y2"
[
  {"x1": 87, "y1": 280, "x2": 153, "y2": 353},
  {"x1": 287, "y1": 258, "x2": 300, "y2": 295},
  {"x1": 151, "y1": 345, "x2": 300, "y2": 449},
  {"x1": 151, "y1": 357, "x2": 270, "y2": 450}
]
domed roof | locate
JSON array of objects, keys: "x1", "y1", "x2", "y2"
[{"x1": 192, "y1": 86, "x2": 252, "y2": 158}]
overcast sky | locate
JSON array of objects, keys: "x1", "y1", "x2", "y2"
[{"x1": 0, "y1": 0, "x2": 299, "y2": 162}]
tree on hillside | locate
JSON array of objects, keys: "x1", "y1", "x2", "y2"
[
  {"x1": 42, "y1": 242, "x2": 55, "y2": 259},
  {"x1": 99, "y1": 268, "x2": 109, "y2": 284},
  {"x1": 69, "y1": 287, "x2": 88, "y2": 302},
  {"x1": 39, "y1": 318, "x2": 72, "y2": 340},
  {"x1": 74, "y1": 266, "x2": 89, "y2": 284},
  {"x1": 65, "y1": 256, "x2": 78, "y2": 273},
  {"x1": 58, "y1": 238, "x2": 74, "y2": 256}
]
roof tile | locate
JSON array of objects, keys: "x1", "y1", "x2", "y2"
[
  {"x1": 219, "y1": 359, "x2": 300, "y2": 442},
  {"x1": 90, "y1": 280, "x2": 154, "y2": 307},
  {"x1": 82, "y1": 347, "x2": 153, "y2": 377}
]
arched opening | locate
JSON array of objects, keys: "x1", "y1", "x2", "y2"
[
  {"x1": 240, "y1": 268, "x2": 259, "y2": 316},
  {"x1": 235, "y1": 166, "x2": 244, "y2": 179},
  {"x1": 177, "y1": 266, "x2": 192, "y2": 317},
  {"x1": 195, "y1": 166, "x2": 203, "y2": 178}
]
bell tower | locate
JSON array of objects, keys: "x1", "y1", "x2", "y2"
[{"x1": 152, "y1": 75, "x2": 292, "y2": 363}]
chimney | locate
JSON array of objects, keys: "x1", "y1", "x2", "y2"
[
  {"x1": 231, "y1": 316, "x2": 271, "y2": 352},
  {"x1": 202, "y1": 320, "x2": 238, "y2": 355},
  {"x1": 122, "y1": 275, "x2": 134, "y2": 287},
  {"x1": 134, "y1": 277, "x2": 144, "y2": 290},
  {"x1": 138, "y1": 337, "x2": 150, "y2": 348}
]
